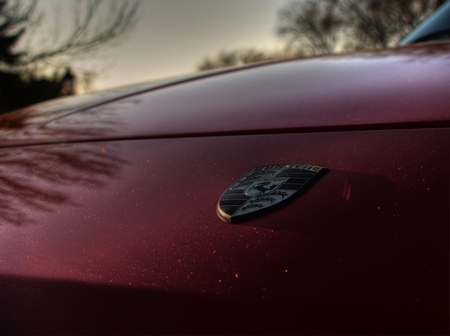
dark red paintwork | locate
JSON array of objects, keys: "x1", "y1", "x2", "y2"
[{"x1": 0, "y1": 42, "x2": 448, "y2": 334}]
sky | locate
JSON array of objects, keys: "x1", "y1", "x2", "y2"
[{"x1": 77, "y1": 0, "x2": 290, "y2": 92}]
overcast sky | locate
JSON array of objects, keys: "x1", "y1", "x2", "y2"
[{"x1": 80, "y1": 0, "x2": 289, "y2": 91}]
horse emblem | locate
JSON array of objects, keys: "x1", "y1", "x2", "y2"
[{"x1": 216, "y1": 164, "x2": 328, "y2": 223}]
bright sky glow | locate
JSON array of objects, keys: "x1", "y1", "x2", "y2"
[{"x1": 77, "y1": 0, "x2": 289, "y2": 91}]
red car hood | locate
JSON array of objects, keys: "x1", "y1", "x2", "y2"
[
  {"x1": 0, "y1": 42, "x2": 448, "y2": 334},
  {"x1": 0, "y1": 42, "x2": 448, "y2": 147}
]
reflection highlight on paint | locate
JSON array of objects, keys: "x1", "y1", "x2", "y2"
[{"x1": 342, "y1": 179, "x2": 351, "y2": 202}]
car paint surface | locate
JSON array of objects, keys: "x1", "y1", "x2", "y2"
[
  {"x1": 0, "y1": 43, "x2": 448, "y2": 147},
  {"x1": 0, "y1": 42, "x2": 448, "y2": 334}
]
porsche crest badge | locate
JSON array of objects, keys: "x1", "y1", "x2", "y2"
[{"x1": 217, "y1": 164, "x2": 328, "y2": 223}]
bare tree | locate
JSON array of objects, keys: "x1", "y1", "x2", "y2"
[
  {"x1": 0, "y1": 0, "x2": 141, "y2": 75},
  {"x1": 277, "y1": 0, "x2": 344, "y2": 55},
  {"x1": 197, "y1": 49, "x2": 288, "y2": 71},
  {"x1": 0, "y1": 0, "x2": 141, "y2": 112},
  {"x1": 0, "y1": 0, "x2": 38, "y2": 65},
  {"x1": 198, "y1": 50, "x2": 240, "y2": 71},
  {"x1": 276, "y1": 0, "x2": 445, "y2": 56},
  {"x1": 344, "y1": 0, "x2": 445, "y2": 49}
]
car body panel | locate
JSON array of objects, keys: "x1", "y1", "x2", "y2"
[
  {"x1": 0, "y1": 42, "x2": 448, "y2": 334},
  {"x1": 0, "y1": 43, "x2": 449, "y2": 147},
  {"x1": 0, "y1": 129, "x2": 448, "y2": 333}
]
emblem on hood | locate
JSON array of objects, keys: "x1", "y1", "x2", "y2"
[{"x1": 217, "y1": 164, "x2": 328, "y2": 223}]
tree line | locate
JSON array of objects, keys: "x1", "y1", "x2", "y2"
[
  {"x1": 0, "y1": 0, "x2": 140, "y2": 114},
  {"x1": 0, "y1": 0, "x2": 445, "y2": 113},
  {"x1": 198, "y1": 0, "x2": 445, "y2": 71}
]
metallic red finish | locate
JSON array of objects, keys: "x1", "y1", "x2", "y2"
[
  {"x1": 0, "y1": 43, "x2": 449, "y2": 147},
  {"x1": 0, "y1": 42, "x2": 448, "y2": 334}
]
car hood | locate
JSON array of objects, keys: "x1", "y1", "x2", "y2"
[
  {"x1": 0, "y1": 42, "x2": 449, "y2": 148},
  {"x1": 0, "y1": 42, "x2": 448, "y2": 334}
]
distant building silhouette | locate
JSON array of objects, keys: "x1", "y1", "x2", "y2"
[{"x1": 60, "y1": 68, "x2": 76, "y2": 96}]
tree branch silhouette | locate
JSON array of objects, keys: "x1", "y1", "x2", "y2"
[
  {"x1": 0, "y1": 0, "x2": 141, "y2": 72},
  {"x1": 0, "y1": 0, "x2": 141, "y2": 112},
  {"x1": 276, "y1": 0, "x2": 445, "y2": 56},
  {"x1": 0, "y1": 106, "x2": 126, "y2": 226},
  {"x1": 197, "y1": 49, "x2": 290, "y2": 71}
]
